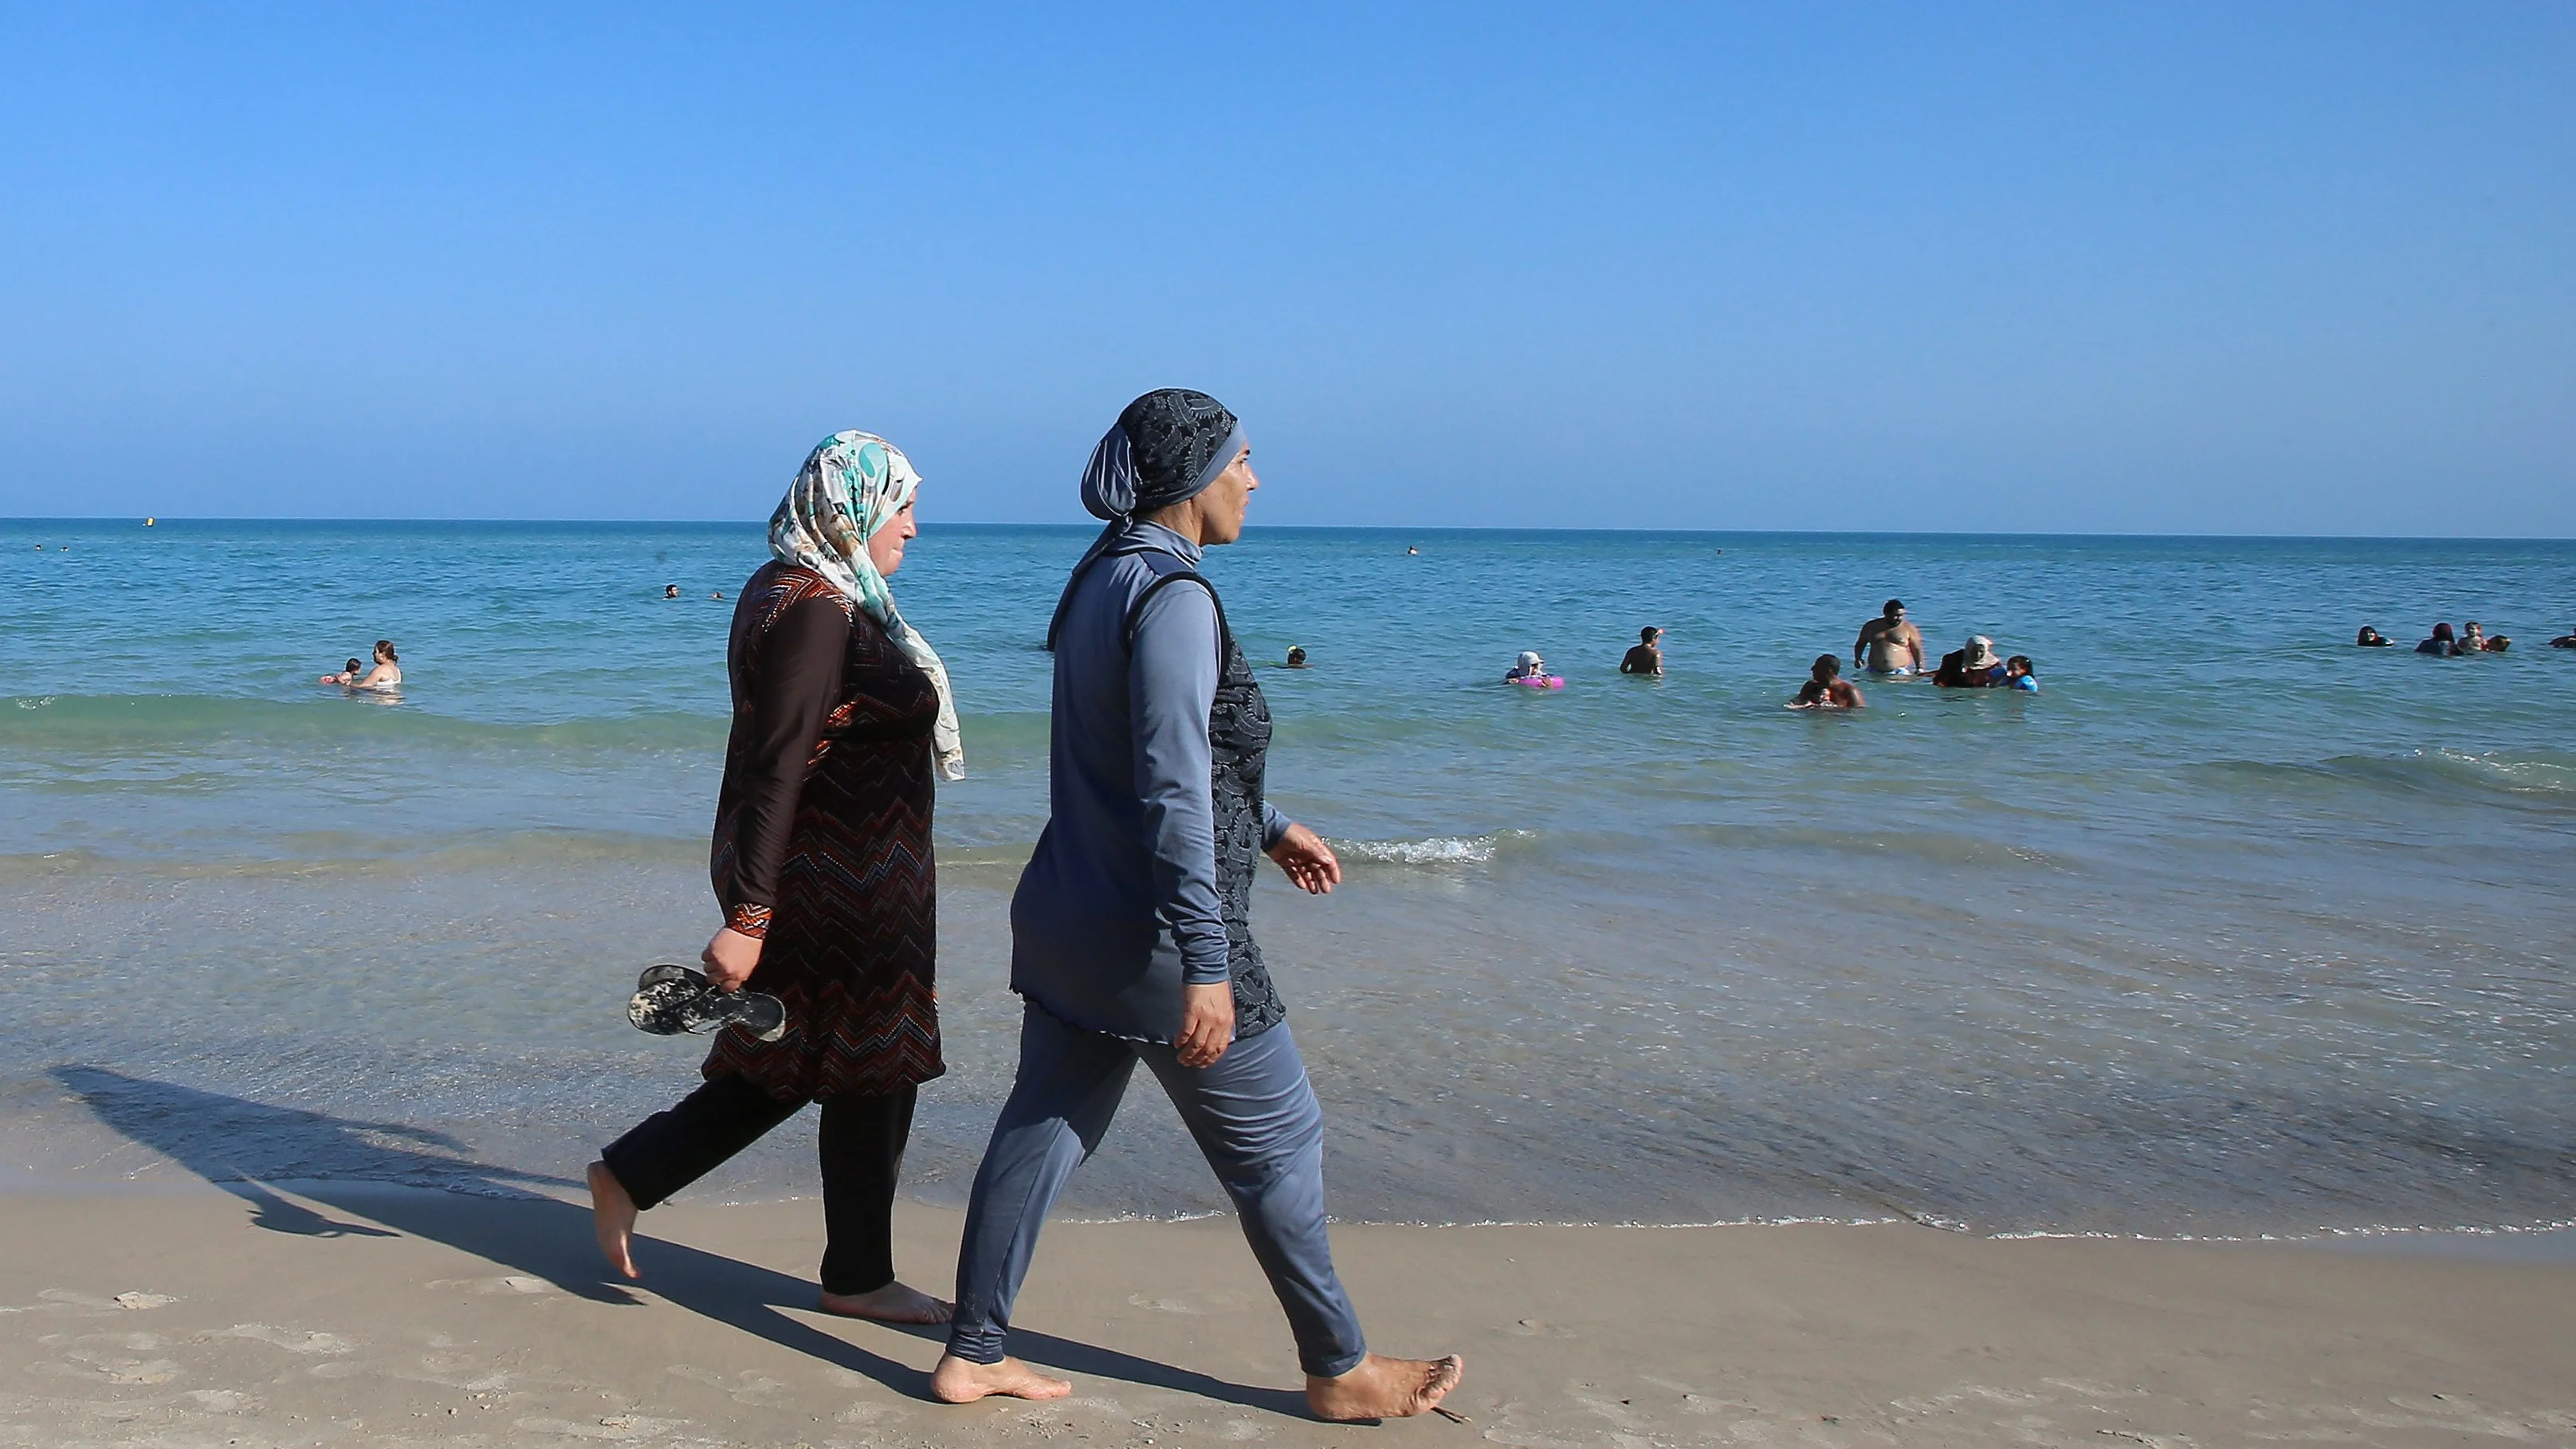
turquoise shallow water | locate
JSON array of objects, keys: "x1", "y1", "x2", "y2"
[{"x1": 3, "y1": 518, "x2": 2572, "y2": 1235}]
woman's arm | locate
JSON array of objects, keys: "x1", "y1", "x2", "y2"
[
  {"x1": 1128, "y1": 581, "x2": 1228, "y2": 989},
  {"x1": 711, "y1": 593, "x2": 847, "y2": 982},
  {"x1": 1266, "y1": 819, "x2": 1341, "y2": 894},
  {"x1": 1129, "y1": 582, "x2": 1239, "y2": 1066}
]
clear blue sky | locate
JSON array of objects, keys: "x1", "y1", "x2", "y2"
[{"x1": 2, "y1": 3, "x2": 2569, "y2": 533}]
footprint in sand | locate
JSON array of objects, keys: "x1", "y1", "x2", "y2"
[
  {"x1": 1889, "y1": 1384, "x2": 2053, "y2": 1414},
  {"x1": 409, "y1": 1363, "x2": 520, "y2": 1392},
  {"x1": 2343, "y1": 1396, "x2": 2567, "y2": 1438},
  {"x1": 36, "y1": 1288, "x2": 126, "y2": 1311},
  {"x1": 663, "y1": 1364, "x2": 794, "y2": 1404},
  {"x1": 1125, "y1": 1288, "x2": 1251, "y2": 1315},
  {"x1": 2041, "y1": 1376, "x2": 2147, "y2": 1399},
  {"x1": 1635, "y1": 1376, "x2": 1762, "y2": 1417},
  {"x1": 64, "y1": 1350, "x2": 180, "y2": 1384},
  {"x1": 426, "y1": 1274, "x2": 557, "y2": 1295},
  {"x1": 216, "y1": 1324, "x2": 355, "y2": 1355},
  {"x1": 512, "y1": 1414, "x2": 689, "y2": 1441}
]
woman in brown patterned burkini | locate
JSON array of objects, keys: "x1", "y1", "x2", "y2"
[{"x1": 588, "y1": 430, "x2": 965, "y2": 1325}]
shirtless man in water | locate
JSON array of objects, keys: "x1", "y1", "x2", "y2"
[
  {"x1": 1854, "y1": 599, "x2": 1925, "y2": 674},
  {"x1": 1620, "y1": 626, "x2": 1664, "y2": 675},
  {"x1": 1793, "y1": 654, "x2": 1864, "y2": 709}
]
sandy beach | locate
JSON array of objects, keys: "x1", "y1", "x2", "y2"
[{"x1": 3, "y1": 1181, "x2": 2570, "y2": 1448}]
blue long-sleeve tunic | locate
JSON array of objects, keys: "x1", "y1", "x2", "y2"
[{"x1": 1009, "y1": 522, "x2": 1290, "y2": 1043}]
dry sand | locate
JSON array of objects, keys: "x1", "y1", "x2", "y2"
[{"x1": 2, "y1": 1181, "x2": 2570, "y2": 1448}]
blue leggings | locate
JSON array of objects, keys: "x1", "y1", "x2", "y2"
[{"x1": 946, "y1": 1004, "x2": 1368, "y2": 1378}]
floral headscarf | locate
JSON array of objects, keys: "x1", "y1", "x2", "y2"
[{"x1": 769, "y1": 430, "x2": 964, "y2": 780}]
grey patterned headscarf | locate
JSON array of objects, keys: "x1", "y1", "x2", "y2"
[{"x1": 1046, "y1": 390, "x2": 1247, "y2": 649}]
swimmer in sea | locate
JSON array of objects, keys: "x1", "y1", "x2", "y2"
[
  {"x1": 319, "y1": 657, "x2": 364, "y2": 685},
  {"x1": 2356, "y1": 626, "x2": 2393, "y2": 647},
  {"x1": 1285, "y1": 646, "x2": 1310, "y2": 669},
  {"x1": 349, "y1": 639, "x2": 402, "y2": 691},
  {"x1": 1934, "y1": 635, "x2": 2002, "y2": 687},
  {"x1": 1620, "y1": 626, "x2": 1664, "y2": 676},
  {"x1": 1791, "y1": 654, "x2": 1863, "y2": 709},
  {"x1": 664, "y1": 584, "x2": 681, "y2": 599},
  {"x1": 2416, "y1": 622, "x2": 2460, "y2": 656},
  {"x1": 1504, "y1": 650, "x2": 1549, "y2": 683},
  {"x1": 2001, "y1": 655, "x2": 2039, "y2": 692},
  {"x1": 2552, "y1": 626, "x2": 2576, "y2": 650},
  {"x1": 2461, "y1": 622, "x2": 2488, "y2": 654},
  {"x1": 1855, "y1": 599, "x2": 1925, "y2": 675}
]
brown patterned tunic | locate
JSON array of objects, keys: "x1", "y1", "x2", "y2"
[{"x1": 702, "y1": 560, "x2": 944, "y2": 1100}]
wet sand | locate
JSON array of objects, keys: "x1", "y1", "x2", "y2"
[{"x1": 2, "y1": 1182, "x2": 2571, "y2": 1447}]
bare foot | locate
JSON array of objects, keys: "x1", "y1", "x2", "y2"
[
  {"x1": 1306, "y1": 1353, "x2": 1464, "y2": 1422},
  {"x1": 930, "y1": 1353, "x2": 1072, "y2": 1404},
  {"x1": 819, "y1": 1281, "x2": 952, "y2": 1324},
  {"x1": 587, "y1": 1160, "x2": 638, "y2": 1280}
]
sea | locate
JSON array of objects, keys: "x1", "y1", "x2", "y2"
[{"x1": 3, "y1": 519, "x2": 2571, "y2": 1242}]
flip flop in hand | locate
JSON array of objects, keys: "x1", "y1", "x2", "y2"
[{"x1": 626, "y1": 964, "x2": 787, "y2": 1043}]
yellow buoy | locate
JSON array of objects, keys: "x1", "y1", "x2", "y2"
[{"x1": 145, "y1": 517, "x2": 155, "y2": 526}]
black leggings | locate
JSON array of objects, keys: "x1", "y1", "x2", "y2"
[{"x1": 600, "y1": 1074, "x2": 915, "y2": 1295}]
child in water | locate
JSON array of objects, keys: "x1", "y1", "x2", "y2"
[
  {"x1": 1792, "y1": 654, "x2": 1864, "y2": 709},
  {"x1": 319, "y1": 657, "x2": 364, "y2": 685},
  {"x1": 2002, "y1": 655, "x2": 2039, "y2": 691},
  {"x1": 1503, "y1": 650, "x2": 1550, "y2": 683}
]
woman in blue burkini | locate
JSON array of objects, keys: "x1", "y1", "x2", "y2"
[{"x1": 931, "y1": 390, "x2": 1463, "y2": 1422}]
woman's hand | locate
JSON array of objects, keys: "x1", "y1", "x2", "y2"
[
  {"x1": 702, "y1": 927, "x2": 764, "y2": 992},
  {"x1": 1175, "y1": 982, "x2": 1236, "y2": 1068},
  {"x1": 1266, "y1": 823, "x2": 1342, "y2": 895}
]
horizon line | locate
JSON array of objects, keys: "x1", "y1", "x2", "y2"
[{"x1": 5, "y1": 516, "x2": 2574, "y2": 545}]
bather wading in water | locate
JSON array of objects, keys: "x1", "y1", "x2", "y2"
[
  {"x1": 1855, "y1": 599, "x2": 1925, "y2": 675},
  {"x1": 332, "y1": 639, "x2": 402, "y2": 691},
  {"x1": 1791, "y1": 654, "x2": 1864, "y2": 709},
  {"x1": 587, "y1": 430, "x2": 967, "y2": 1326},
  {"x1": 932, "y1": 389, "x2": 1463, "y2": 1421}
]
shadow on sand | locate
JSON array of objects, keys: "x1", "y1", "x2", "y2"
[{"x1": 52, "y1": 1066, "x2": 1306, "y2": 1415}]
